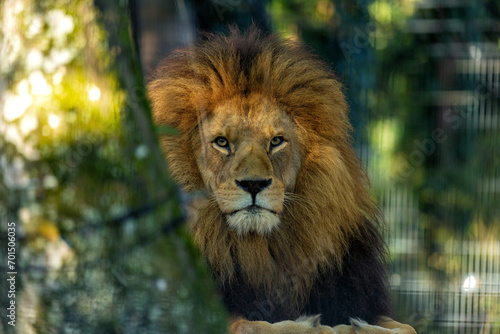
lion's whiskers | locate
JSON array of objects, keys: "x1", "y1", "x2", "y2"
[{"x1": 284, "y1": 192, "x2": 307, "y2": 203}]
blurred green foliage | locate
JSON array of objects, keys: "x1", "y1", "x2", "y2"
[
  {"x1": 0, "y1": 0, "x2": 227, "y2": 333},
  {"x1": 268, "y1": 0, "x2": 500, "y2": 332}
]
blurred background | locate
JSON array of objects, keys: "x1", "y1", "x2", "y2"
[{"x1": 1, "y1": 0, "x2": 499, "y2": 333}]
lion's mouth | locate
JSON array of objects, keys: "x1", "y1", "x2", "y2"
[
  {"x1": 226, "y1": 204, "x2": 281, "y2": 235},
  {"x1": 229, "y1": 205, "x2": 277, "y2": 216}
]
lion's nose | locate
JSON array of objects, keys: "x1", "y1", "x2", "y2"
[{"x1": 236, "y1": 179, "x2": 272, "y2": 198}]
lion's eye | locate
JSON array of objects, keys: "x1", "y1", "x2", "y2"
[
  {"x1": 270, "y1": 136, "x2": 285, "y2": 148},
  {"x1": 214, "y1": 136, "x2": 229, "y2": 148}
]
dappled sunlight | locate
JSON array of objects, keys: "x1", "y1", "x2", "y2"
[
  {"x1": 1, "y1": 0, "x2": 124, "y2": 156},
  {"x1": 1, "y1": 0, "x2": 227, "y2": 332},
  {"x1": 0, "y1": 0, "x2": 127, "y2": 286}
]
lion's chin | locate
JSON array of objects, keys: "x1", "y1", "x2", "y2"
[{"x1": 226, "y1": 209, "x2": 280, "y2": 235}]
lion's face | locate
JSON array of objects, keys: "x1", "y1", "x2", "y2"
[{"x1": 195, "y1": 94, "x2": 302, "y2": 235}]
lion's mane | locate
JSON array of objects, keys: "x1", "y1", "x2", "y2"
[{"x1": 149, "y1": 27, "x2": 391, "y2": 324}]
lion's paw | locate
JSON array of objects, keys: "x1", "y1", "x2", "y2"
[
  {"x1": 331, "y1": 318, "x2": 415, "y2": 334},
  {"x1": 230, "y1": 315, "x2": 336, "y2": 334}
]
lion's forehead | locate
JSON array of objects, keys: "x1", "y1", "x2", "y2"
[
  {"x1": 217, "y1": 114, "x2": 280, "y2": 138},
  {"x1": 206, "y1": 98, "x2": 294, "y2": 140}
]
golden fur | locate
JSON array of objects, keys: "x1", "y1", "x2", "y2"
[{"x1": 148, "y1": 27, "x2": 415, "y2": 333}]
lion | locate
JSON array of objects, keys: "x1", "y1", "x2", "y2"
[{"x1": 148, "y1": 27, "x2": 416, "y2": 334}]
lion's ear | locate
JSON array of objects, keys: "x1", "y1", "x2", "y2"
[{"x1": 159, "y1": 135, "x2": 205, "y2": 191}]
